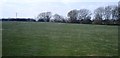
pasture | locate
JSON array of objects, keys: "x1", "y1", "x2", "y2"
[{"x1": 2, "y1": 22, "x2": 118, "y2": 56}]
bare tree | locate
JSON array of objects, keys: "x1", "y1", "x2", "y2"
[
  {"x1": 93, "y1": 7, "x2": 104, "y2": 24},
  {"x1": 37, "y1": 12, "x2": 52, "y2": 22},
  {"x1": 67, "y1": 9, "x2": 78, "y2": 23},
  {"x1": 77, "y1": 9, "x2": 92, "y2": 24},
  {"x1": 94, "y1": 7, "x2": 104, "y2": 19},
  {"x1": 111, "y1": 5, "x2": 118, "y2": 20},
  {"x1": 118, "y1": 1, "x2": 120, "y2": 24},
  {"x1": 77, "y1": 9, "x2": 91, "y2": 20},
  {"x1": 104, "y1": 6, "x2": 112, "y2": 20},
  {"x1": 53, "y1": 14, "x2": 65, "y2": 22},
  {"x1": 103, "y1": 6, "x2": 113, "y2": 24}
]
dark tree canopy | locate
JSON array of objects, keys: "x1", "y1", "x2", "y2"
[
  {"x1": 67, "y1": 9, "x2": 78, "y2": 23},
  {"x1": 52, "y1": 14, "x2": 65, "y2": 22},
  {"x1": 77, "y1": 9, "x2": 92, "y2": 24},
  {"x1": 93, "y1": 7, "x2": 104, "y2": 24},
  {"x1": 37, "y1": 12, "x2": 52, "y2": 22}
]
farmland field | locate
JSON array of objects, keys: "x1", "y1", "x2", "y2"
[{"x1": 2, "y1": 22, "x2": 118, "y2": 56}]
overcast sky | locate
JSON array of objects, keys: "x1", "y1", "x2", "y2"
[{"x1": 0, "y1": 0, "x2": 119, "y2": 19}]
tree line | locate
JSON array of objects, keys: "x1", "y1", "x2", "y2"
[
  {"x1": 1, "y1": 1, "x2": 119, "y2": 25},
  {"x1": 37, "y1": 1, "x2": 120, "y2": 25},
  {"x1": 1, "y1": 18, "x2": 36, "y2": 22}
]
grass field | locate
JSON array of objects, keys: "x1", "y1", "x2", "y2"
[
  {"x1": 0, "y1": 22, "x2": 2, "y2": 57},
  {"x1": 2, "y1": 22, "x2": 118, "y2": 56}
]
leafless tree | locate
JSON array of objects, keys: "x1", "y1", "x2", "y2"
[
  {"x1": 77, "y1": 9, "x2": 91, "y2": 20},
  {"x1": 67, "y1": 9, "x2": 78, "y2": 23},
  {"x1": 104, "y1": 6, "x2": 112, "y2": 20},
  {"x1": 93, "y1": 7, "x2": 105, "y2": 24},
  {"x1": 77, "y1": 9, "x2": 92, "y2": 24},
  {"x1": 37, "y1": 12, "x2": 52, "y2": 22},
  {"x1": 53, "y1": 14, "x2": 65, "y2": 22}
]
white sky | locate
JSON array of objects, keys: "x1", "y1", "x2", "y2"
[{"x1": 0, "y1": 0, "x2": 119, "y2": 19}]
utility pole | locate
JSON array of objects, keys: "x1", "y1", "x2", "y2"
[{"x1": 16, "y1": 12, "x2": 17, "y2": 18}]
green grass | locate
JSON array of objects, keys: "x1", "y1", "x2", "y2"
[
  {"x1": 2, "y1": 22, "x2": 118, "y2": 56},
  {"x1": 0, "y1": 21, "x2": 2, "y2": 57}
]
